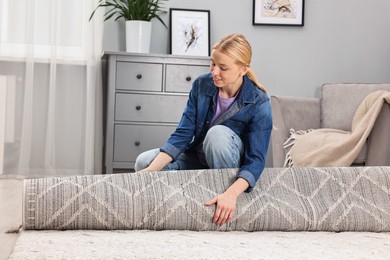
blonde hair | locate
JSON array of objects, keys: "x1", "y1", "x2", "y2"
[{"x1": 212, "y1": 33, "x2": 266, "y2": 92}]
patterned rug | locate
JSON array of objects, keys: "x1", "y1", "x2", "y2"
[{"x1": 23, "y1": 167, "x2": 390, "y2": 231}]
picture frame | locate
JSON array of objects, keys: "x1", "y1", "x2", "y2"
[
  {"x1": 252, "y1": 0, "x2": 304, "y2": 26},
  {"x1": 169, "y1": 8, "x2": 210, "y2": 56}
]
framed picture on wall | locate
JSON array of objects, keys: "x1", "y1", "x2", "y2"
[
  {"x1": 169, "y1": 8, "x2": 210, "y2": 56},
  {"x1": 253, "y1": 0, "x2": 304, "y2": 26}
]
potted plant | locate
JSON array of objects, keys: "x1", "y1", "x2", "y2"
[{"x1": 90, "y1": 0, "x2": 168, "y2": 53}]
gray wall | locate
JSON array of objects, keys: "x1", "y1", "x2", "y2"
[{"x1": 102, "y1": 0, "x2": 390, "y2": 98}]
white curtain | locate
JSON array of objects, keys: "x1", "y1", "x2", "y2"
[{"x1": 0, "y1": 0, "x2": 104, "y2": 177}]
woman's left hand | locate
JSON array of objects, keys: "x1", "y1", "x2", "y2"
[
  {"x1": 204, "y1": 178, "x2": 249, "y2": 225},
  {"x1": 205, "y1": 191, "x2": 237, "y2": 225}
]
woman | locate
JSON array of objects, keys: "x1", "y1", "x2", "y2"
[{"x1": 135, "y1": 33, "x2": 272, "y2": 225}]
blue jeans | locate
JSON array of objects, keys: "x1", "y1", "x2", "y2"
[{"x1": 134, "y1": 125, "x2": 244, "y2": 171}]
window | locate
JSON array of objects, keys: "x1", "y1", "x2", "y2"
[{"x1": 0, "y1": 0, "x2": 90, "y2": 61}]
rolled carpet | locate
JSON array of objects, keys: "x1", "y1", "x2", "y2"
[{"x1": 23, "y1": 167, "x2": 390, "y2": 231}]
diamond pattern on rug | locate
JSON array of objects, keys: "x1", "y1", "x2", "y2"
[{"x1": 23, "y1": 167, "x2": 390, "y2": 231}]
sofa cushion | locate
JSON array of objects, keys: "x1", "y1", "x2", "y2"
[
  {"x1": 320, "y1": 83, "x2": 390, "y2": 131},
  {"x1": 353, "y1": 142, "x2": 366, "y2": 165}
]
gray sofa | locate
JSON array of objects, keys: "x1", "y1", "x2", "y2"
[{"x1": 271, "y1": 83, "x2": 390, "y2": 167}]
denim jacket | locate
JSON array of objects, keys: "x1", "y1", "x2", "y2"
[{"x1": 160, "y1": 73, "x2": 272, "y2": 191}]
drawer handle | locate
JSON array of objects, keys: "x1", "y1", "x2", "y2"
[
  {"x1": 136, "y1": 74, "x2": 143, "y2": 79},
  {"x1": 134, "y1": 141, "x2": 140, "y2": 146},
  {"x1": 186, "y1": 76, "x2": 192, "y2": 82},
  {"x1": 135, "y1": 105, "x2": 142, "y2": 111}
]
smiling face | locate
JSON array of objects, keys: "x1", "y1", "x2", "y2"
[{"x1": 210, "y1": 50, "x2": 248, "y2": 97}]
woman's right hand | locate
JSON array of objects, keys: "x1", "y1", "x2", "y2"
[{"x1": 138, "y1": 152, "x2": 173, "y2": 172}]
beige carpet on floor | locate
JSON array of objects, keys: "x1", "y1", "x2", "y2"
[{"x1": 9, "y1": 230, "x2": 390, "y2": 259}]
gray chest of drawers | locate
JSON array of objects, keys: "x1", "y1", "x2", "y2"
[{"x1": 102, "y1": 52, "x2": 210, "y2": 174}]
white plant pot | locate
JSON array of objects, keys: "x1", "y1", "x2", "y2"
[{"x1": 125, "y1": 20, "x2": 152, "y2": 53}]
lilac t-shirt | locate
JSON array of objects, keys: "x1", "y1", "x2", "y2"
[{"x1": 197, "y1": 91, "x2": 236, "y2": 166}]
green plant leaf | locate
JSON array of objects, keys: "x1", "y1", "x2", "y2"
[{"x1": 89, "y1": 0, "x2": 168, "y2": 27}]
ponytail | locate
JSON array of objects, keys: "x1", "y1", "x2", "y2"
[
  {"x1": 213, "y1": 33, "x2": 267, "y2": 93},
  {"x1": 247, "y1": 68, "x2": 267, "y2": 93}
]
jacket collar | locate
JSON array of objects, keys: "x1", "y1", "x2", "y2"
[
  {"x1": 207, "y1": 75, "x2": 258, "y2": 126},
  {"x1": 205, "y1": 74, "x2": 257, "y2": 104},
  {"x1": 237, "y1": 75, "x2": 257, "y2": 105}
]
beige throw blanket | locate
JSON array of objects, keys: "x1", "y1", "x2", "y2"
[{"x1": 284, "y1": 90, "x2": 390, "y2": 167}]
